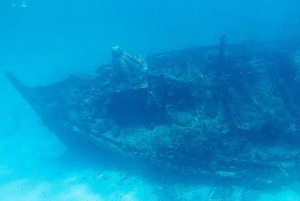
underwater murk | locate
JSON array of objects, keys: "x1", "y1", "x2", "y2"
[{"x1": 1, "y1": 0, "x2": 300, "y2": 201}]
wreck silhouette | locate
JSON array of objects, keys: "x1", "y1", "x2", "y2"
[{"x1": 6, "y1": 38, "x2": 300, "y2": 188}]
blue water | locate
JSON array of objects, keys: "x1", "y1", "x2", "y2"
[{"x1": 1, "y1": 0, "x2": 300, "y2": 200}]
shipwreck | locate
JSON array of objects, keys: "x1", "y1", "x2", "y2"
[{"x1": 6, "y1": 38, "x2": 300, "y2": 188}]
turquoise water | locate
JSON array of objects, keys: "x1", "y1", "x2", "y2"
[{"x1": 1, "y1": 1, "x2": 300, "y2": 200}]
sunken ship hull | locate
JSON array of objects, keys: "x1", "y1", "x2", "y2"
[{"x1": 6, "y1": 39, "x2": 300, "y2": 188}]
